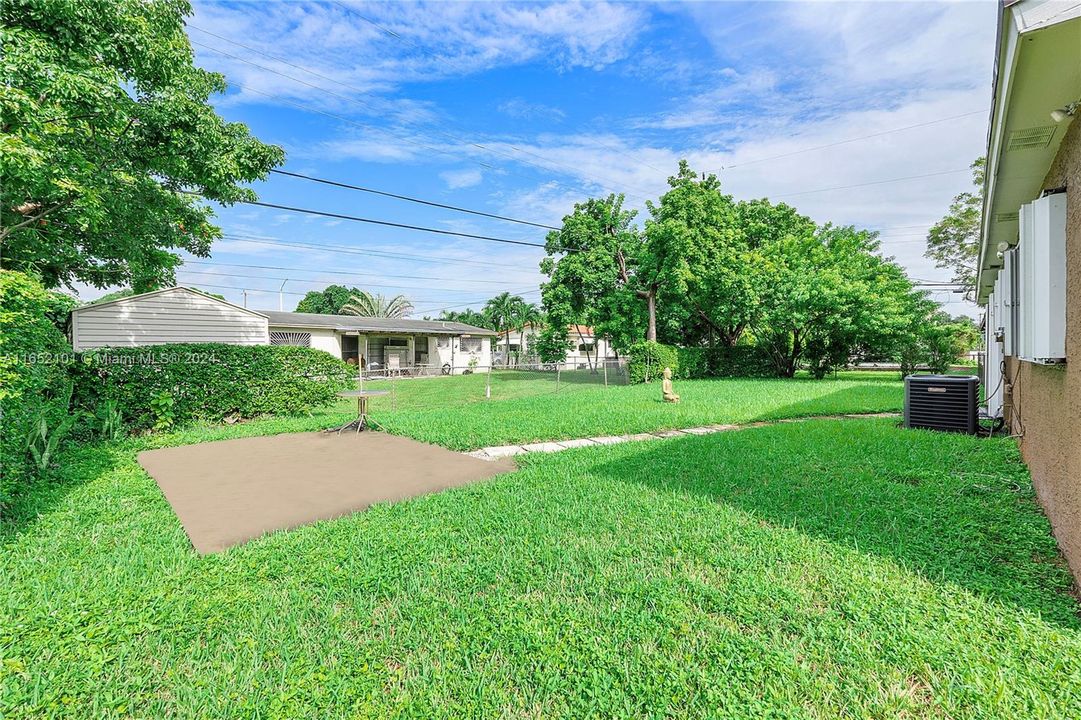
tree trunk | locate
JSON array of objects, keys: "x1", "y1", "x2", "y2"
[
  {"x1": 575, "y1": 326, "x2": 595, "y2": 372},
  {"x1": 505, "y1": 329, "x2": 511, "y2": 367},
  {"x1": 645, "y1": 289, "x2": 657, "y2": 342}
]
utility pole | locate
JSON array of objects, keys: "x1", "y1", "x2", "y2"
[
  {"x1": 278, "y1": 279, "x2": 288, "y2": 311},
  {"x1": 242, "y1": 289, "x2": 248, "y2": 308}
]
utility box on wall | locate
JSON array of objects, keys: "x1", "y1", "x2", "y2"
[{"x1": 1018, "y1": 193, "x2": 1067, "y2": 363}]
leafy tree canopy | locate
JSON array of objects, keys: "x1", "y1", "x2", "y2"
[
  {"x1": 925, "y1": 158, "x2": 984, "y2": 299},
  {"x1": 436, "y1": 308, "x2": 494, "y2": 330},
  {"x1": 644, "y1": 164, "x2": 757, "y2": 347},
  {"x1": 1, "y1": 0, "x2": 284, "y2": 291},
  {"x1": 294, "y1": 285, "x2": 362, "y2": 314},
  {"x1": 540, "y1": 194, "x2": 647, "y2": 350}
]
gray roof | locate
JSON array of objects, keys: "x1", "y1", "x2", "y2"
[{"x1": 263, "y1": 310, "x2": 497, "y2": 335}]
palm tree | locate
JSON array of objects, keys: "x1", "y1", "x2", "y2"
[
  {"x1": 516, "y1": 302, "x2": 542, "y2": 332},
  {"x1": 484, "y1": 292, "x2": 525, "y2": 366},
  {"x1": 515, "y1": 303, "x2": 543, "y2": 365},
  {"x1": 341, "y1": 290, "x2": 413, "y2": 319}
]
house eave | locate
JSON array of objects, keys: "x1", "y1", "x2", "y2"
[{"x1": 976, "y1": 1, "x2": 1081, "y2": 303}]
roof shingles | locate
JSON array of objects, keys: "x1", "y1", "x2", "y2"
[{"x1": 263, "y1": 311, "x2": 496, "y2": 335}]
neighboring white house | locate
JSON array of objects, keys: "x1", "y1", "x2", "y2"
[
  {"x1": 70, "y1": 287, "x2": 496, "y2": 374},
  {"x1": 497, "y1": 323, "x2": 615, "y2": 368}
]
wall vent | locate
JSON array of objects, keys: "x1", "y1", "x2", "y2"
[
  {"x1": 904, "y1": 375, "x2": 978, "y2": 434},
  {"x1": 1007, "y1": 126, "x2": 1057, "y2": 151},
  {"x1": 270, "y1": 331, "x2": 312, "y2": 347},
  {"x1": 993, "y1": 211, "x2": 1019, "y2": 223}
]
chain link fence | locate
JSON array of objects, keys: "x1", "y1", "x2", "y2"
[{"x1": 351, "y1": 359, "x2": 630, "y2": 407}]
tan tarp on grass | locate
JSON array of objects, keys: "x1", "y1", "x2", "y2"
[{"x1": 138, "y1": 432, "x2": 516, "y2": 554}]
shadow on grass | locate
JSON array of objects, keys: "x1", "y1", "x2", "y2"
[
  {"x1": 745, "y1": 385, "x2": 903, "y2": 424},
  {"x1": 0, "y1": 441, "x2": 126, "y2": 544},
  {"x1": 583, "y1": 418, "x2": 1081, "y2": 630}
]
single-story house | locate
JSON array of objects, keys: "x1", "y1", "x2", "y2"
[
  {"x1": 498, "y1": 323, "x2": 616, "y2": 368},
  {"x1": 70, "y1": 286, "x2": 497, "y2": 374},
  {"x1": 977, "y1": 2, "x2": 1081, "y2": 581}
]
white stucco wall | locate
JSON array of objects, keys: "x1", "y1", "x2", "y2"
[
  {"x1": 449, "y1": 335, "x2": 491, "y2": 373},
  {"x1": 71, "y1": 287, "x2": 268, "y2": 351},
  {"x1": 308, "y1": 328, "x2": 341, "y2": 357}
]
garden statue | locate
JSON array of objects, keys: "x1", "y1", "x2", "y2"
[{"x1": 662, "y1": 366, "x2": 680, "y2": 403}]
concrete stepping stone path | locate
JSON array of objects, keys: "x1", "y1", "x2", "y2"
[{"x1": 465, "y1": 412, "x2": 900, "y2": 461}]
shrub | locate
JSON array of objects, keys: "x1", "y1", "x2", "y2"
[
  {"x1": 627, "y1": 341, "x2": 679, "y2": 384},
  {"x1": 704, "y1": 345, "x2": 778, "y2": 378},
  {"x1": 0, "y1": 270, "x2": 75, "y2": 512},
  {"x1": 675, "y1": 347, "x2": 708, "y2": 380},
  {"x1": 72, "y1": 344, "x2": 354, "y2": 430}
]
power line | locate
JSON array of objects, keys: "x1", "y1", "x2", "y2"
[
  {"x1": 183, "y1": 259, "x2": 536, "y2": 285},
  {"x1": 241, "y1": 200, "x2": 550, "y2": 249},
  {"x1": 178, "y1": 268, "x2": 536, "y2": 294},
  {"x1": 775, "y1": 168, "x2": 971, "y2": 199},
  {"x1": 269, "y1": 169, "x2": 559, "y2": 230},
  {"x1": 715, "y1": 110, "x2": 987, "y2": 171},
  {"x1": 189, "y1": 25, "x2": 991, "y2": 212},
  {"x1": 329, "y1": 1, "x2": 472, "y2": 75},
  {"x1": 218, "y1": 233, "x2": 535, "y2": 270},
  {"x1": 181, "y1": 279, "x2": 539, "y2": 307}
]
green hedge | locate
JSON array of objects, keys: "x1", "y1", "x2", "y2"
[
  {"x1": 629, "y1": 342, "x2": 778, "y2": 384},
  {"x1": 72, "y1": 344, "x2": 355, "y2": 430},
  {"x1": 0, "y1": 271, "x2": 75, "y2": 512},
  {"x1": 627, "y1": 342, "x2": 679, "y2": 384},
  {"x1": 704, "y1": 346, "x2": 777, "y2": 378}
]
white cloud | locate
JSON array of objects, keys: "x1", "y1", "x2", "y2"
[
  {"x1": 190, "y1": 1, "x2": 646, "y2": 112},
  {"x1": 497, "y1": 98, "x2": 566, "y2": 122},
  {"x1": 440, "y1": 168, "x2": 484, "y2": 189}
]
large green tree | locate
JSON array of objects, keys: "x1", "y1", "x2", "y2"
[
  {"x1": 540, "y1": 194, "x2": 648, "y2": 352},
  {"x1": 295, "y1": 285, "x2": 362, "y2": 314},
  {"x1": 0, "y1": 0, "x2": 284, "y2": 290},
  {"x1": 754, "y1": 225, "x2": 924, "y2": 377},
  {"x1": 644, "y1": 163, "x2": 759, "y2": 347},
  {"x1": 925, "y1": 158, "x2": 984, "y2": 299}
]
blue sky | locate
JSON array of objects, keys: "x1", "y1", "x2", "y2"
[{"x1": 86, "y1": 1, "x2": 999, "y2": 317}]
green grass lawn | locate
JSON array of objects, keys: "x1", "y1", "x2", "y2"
[
  {"x1": 355, "y1": 370, "x2": 907, "y2": 449},
  {"x1": 3, "y1": 416, "x2": 1079, "y2": 718}
]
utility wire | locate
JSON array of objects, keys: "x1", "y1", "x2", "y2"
[
  {"x1": 329, "y1": 1, "x2": 472, "y2": 75},
  {"x1": 181, "y1": 279, "x2": 539, "y2": 308},
  {"x1": 775, "y1": 168, "x2": 971, "y2": 198},
  {"x1": 183, "y1": 259, "x2": 537, "y2": 285},
  {"x1": 218, "y1": 234, "x2": 536, "y2": 270},
  {"x1": 178, "y1": 268, "x2": 534, "y2": 294},
  {"x1": 269, "y1": 169, "x2": 559, "y2": 230},
  {"x1": 240, "y1": 200, "x2": 550, "y2": 249},
  {"x1": 714, "y1": 110, "x2": 987, "y2": 171},
  {"x1": 189, "y1": 26, "x2": 991, "y2": 203}
]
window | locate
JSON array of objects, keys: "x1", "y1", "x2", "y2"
[
  {"x1": 341, "y1": 335, "x2": 360, "y2": 365},
  {"x1": 461, "y1": 336, "x2": 482, "y2": 353},
  {"x1": 578, "y1": 343, "x2": 595, "y2": 353},
  {"x1": 270, "y1": 331, "x2": 311, "y2": 347},
  {"x1": 437, "y1": 336, "x2": 450, "y2": 348}
]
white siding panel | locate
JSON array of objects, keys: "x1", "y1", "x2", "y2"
[{"x1": 72, "y1": 288, "x2": 269, "y2": 350}]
